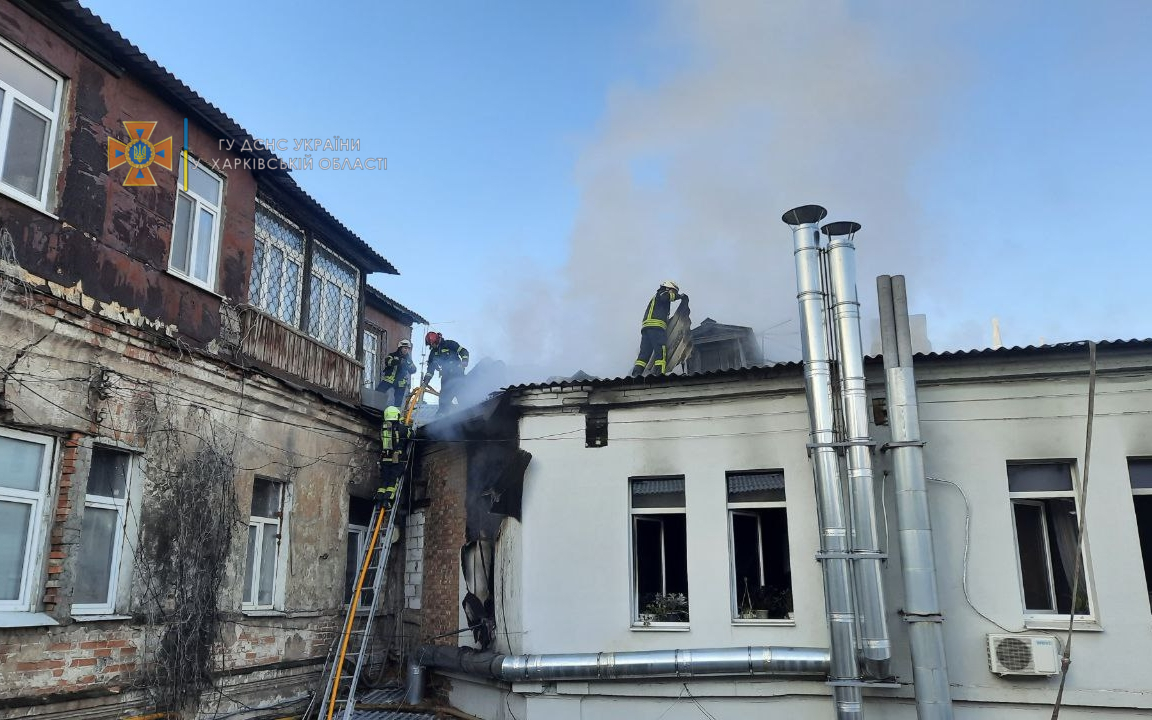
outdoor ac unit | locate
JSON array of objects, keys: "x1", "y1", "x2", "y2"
[{"x1": 986, "y1": 633, "x2": 1061, "y2": 677}]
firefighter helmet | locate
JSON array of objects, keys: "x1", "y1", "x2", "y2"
[
  {"x1": 397, "y1": 339, "x2": 413, "y2": 349},
  {"x1": 384, "y1": 406, "x2": 401, "y2": 421},
  {"x1": 425, "y1": 331, "x2": 442, "y2": 346},
  {"x1": 660, "y1": 280, "x2": 679, "y2": 293}
]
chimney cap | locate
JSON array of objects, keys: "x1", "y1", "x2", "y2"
[
  {"x1": 821, "y1": 221, "x2": 862, "y2": 237},
  {"x1": 781, "y1": 205, "x2": 827, "y2": 226}
]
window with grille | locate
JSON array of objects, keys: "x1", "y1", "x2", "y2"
[
  {"x1": 727, "y1": 470, "x2": 792, "y2": 621},
  {"x1": 243, "y1": 478, "x2": 285, "y2": 610},
  {"x1": 362, "y1": 328, "x2": 382, "y2": 388},
  {"x1": 249, "y1": 201, "x2": 304, "y2": 324},
  {"x1": 1007, "y1": 462, "x2": 1092, "y2": 618},
  {"x1": 0, "y1": 428, "x2": 53, "y2": 613},
  {"x1": 630, "y1": 476, "x2": 689, "y2": 625},
  {"x1": 73, "y1": 447, "x2": 132, "y2": 615},
  {"x1": 0, "y1": 37, "x2": 62, "y2": 210},
  {"x1": 307, "y1": 242, "x2": 360, "y2": 355}
]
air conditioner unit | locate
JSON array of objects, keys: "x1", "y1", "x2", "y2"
[{"x1": 986, "y1": 633, "x2": 1061, "y2": 677}]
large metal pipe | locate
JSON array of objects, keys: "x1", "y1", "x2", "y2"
[
  {"x1": 823, "y1": 222, "x2": 892, "y2": 680},
  {"x1": 878, "y1": 275, "x2": 954, "y2": 719},
  {"x1": 406, "y1": 645, "x2": 830, "y2": 701},
  {"x1": 783, "y1": 205, "x2": 863, "y2": 720}
]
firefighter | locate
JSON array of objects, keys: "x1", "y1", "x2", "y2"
[
  {"x1": 376, "y1": 338, "x2": 417, "y2": 408},
  {"x1": 631, "y1": 280, "x2": 688, "y2": 377},
  {"x1": 423, "y1": 331, "x2": 469, "y2": 416},
  {"x1": 376, "y1": 406, "x2": 413, "y2": 507}
]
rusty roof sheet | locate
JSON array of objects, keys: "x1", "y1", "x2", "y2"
[{"x1": 36, "y1": 0, "x2": 397, "y2": 275}]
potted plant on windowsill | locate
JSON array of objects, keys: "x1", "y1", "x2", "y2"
[{"x1": 642, "y1": 592, "x2": 689, "y2": 623}]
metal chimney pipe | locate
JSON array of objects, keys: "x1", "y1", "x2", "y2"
[
  {"x1": 783, "y1": 205, "x2": 863, "y2": 720},
  {"x1": 823, "y1": 221, "x2": 892, "y2": 680},
  {"x1": 878, "y1": 275, "x2": 954, "y2": 719}
]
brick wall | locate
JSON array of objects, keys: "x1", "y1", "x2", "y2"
[
  {"x1": 419, "y1": 442, "x2": 468, "y2": 645},
  {"x1": 405, "y1": 510, "x2": 426, "y2": 610},
  {"x1": 0, "y1": 623, "x2": 140, "y2": 701}
]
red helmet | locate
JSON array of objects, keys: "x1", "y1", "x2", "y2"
[{"x1": 425, "y1": 331, "x2": 442, "y2": 346}]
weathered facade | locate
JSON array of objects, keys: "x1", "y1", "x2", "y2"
[
  {"x1": 0, "y1": 2, "x2": 421, "y2": 717},
  {"x1": 414, "y1": 341, "x2": 1152, "y2": 719}
]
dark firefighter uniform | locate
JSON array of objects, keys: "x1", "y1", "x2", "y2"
[
  {"x1": 631, "y1": 284, "x2": 687, "y2": 377},
  {"x1": 377, "y1": 406, "x2": 414, "y2": 507},
  {"x1": 425, "y1": 338, "x2": 469, "y2": 416},
  {"x1": 377, "y1": 347, "x2": 417, "y2": 408}
]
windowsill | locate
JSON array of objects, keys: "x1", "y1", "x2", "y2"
[
  {"x1": 166, "y1": 268, "x2": 224, "y2": 298},
  {"x1": 0, "y1": 611, "x2": 60, "y2": 628},
  {"x1": 0, "y1": 185, "x2": 58, "y2": 220},
  {"x1": 1024, "y1": 617, "x2": 1102, "y2": 632},
  {"x1": 241, "y1": 608, "x2": 285, "y2": 617},
  {"x1": 631, "y1": 623, "x2": 691, "y2": 632},
  {"x1": 72, "y1": 614, "x2": 133, "y2": 623},
  {"x1": 733, "y1": 618, "x2": 796, "y2": 627}
]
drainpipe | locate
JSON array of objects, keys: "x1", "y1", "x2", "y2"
[
  {"x1": 406, "y1": 645, "x2": 831, "y2": 704},
  {"x1": 878, "y1": 275, "x2": 954, "y2": 719},
  {"x1": 783, "y1": 205, "x2": 863, "y2": 720},
  {"x1": 823, "y1": 222, "x2": 891, "y2": 680}
]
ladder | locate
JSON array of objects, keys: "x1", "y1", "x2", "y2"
[{"x1": 311, "y1": 458, "x2": 410, "y2": 720}]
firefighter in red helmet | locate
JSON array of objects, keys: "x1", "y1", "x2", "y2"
[{"x1": 423, "y1": 331, "x2": 469, "y2": 416}]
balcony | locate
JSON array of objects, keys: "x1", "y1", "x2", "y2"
[{"x1": 238, "y1": 305, "x2": 363, "y2": 402}]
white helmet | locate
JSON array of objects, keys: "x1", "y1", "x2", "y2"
[
  {"x1": 660, "y1": 280, "x2": 679, "y2": 292},
  {"x1": 398, "y1": 339, "x2": 413, "y2": 349}
]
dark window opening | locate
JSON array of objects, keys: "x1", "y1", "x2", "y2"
[
  {"x1": 871, "y1": 397, "x2": 888, "y2": 426},
  {"x1": 586, "y1": 409, "x2": 608, "y2": 448},
  {"x1": 1128, "y1": 459, "x2": 1152, "y2": 610},
  {"x1": 1011, "y1": 497, "x2": 1087, "y2": 615},
  {"x1": 631, "y1": 476, "x2": 688, "y2": 623},
  {"x1": 728, "y1": 471, "x2": 792, "y2": 620}
]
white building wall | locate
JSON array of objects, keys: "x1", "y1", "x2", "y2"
[{"x1": 457, "y1": 353, "x2": 1152, "y2": 719}]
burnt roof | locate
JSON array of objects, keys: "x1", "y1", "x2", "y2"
[
  {"x1": 505, "y1": 339, "x2": 1152, "y2": 393},
  {"x1": 28, "y1": 0, "x2": 397, "y2": 275},
  {"x1": 365, "y1": 285, "x2": 429, "y2": 326}
]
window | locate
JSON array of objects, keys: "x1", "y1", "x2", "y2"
[
  {"x1": 249, "y1": 201, "x2": 304, "y2": 324},
  {"x1": 362, "y1": 327, "x2": 383, "y2": 389},
  {"x1": 307, "y1": 243, "x2": 360, "y2": 355},
  {"x1": 728, "y1": 471, "x2": 792, "y2": 621},
  {"x1": 344, "y1": 496, "x2": 375, "y2": 605},
  {"x1": 0, "y1": 428, "x2": 53, "y2": 612},
  {"x1": 0, "y1": 38, "x2": 62, "y2": 209},
  {"x1": 630, "y1": 477, "x2": 688, "y2": 625},
  {"x1": 243, "y1": 478, "x2": 285, "y2": 610},
  {"x1": 170, "y1": 158, "x2": 223, "y2": 289},
  {"x1": 72, "y1": 447, "x2": 131, "y2": 615},
  {"x1": 1007, "y1": 462, "x2": 1091, "y2": 617},
  {"x1": 1129, "y1": 459, "x2": 1152, "y2": 610},
  {"x1": 585, "y1": 409, "x2": 608, "y2": 448}
]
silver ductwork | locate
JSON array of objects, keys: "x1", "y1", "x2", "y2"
[
  {"x1": 783, "y1": 205, "x2": 863, "y2": 720},
  {"x1": 406, "y1": 645, "x2": 831, "y2": 704},
  {"x1": 878, "y1": 275, "x2": 954, "y2": 719},
  {"x1": 824, "y1": 222, "x2": 892, "y2": 680}
]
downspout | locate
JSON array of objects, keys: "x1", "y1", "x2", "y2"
[
  {"x1": 406, "y1": 645, "x2": 830, "y2": 704},
  {"x1": 877, "y1": 274, "x2": 954, "y2": 719},
  {"x1": 823, "y1": 222, "x2": 892, "y2": 680},
  {"x1": 783, "y1": 205, "x2": 864, "y2": 720}
]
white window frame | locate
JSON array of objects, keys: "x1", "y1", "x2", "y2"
[
  {"x1": 629, "y1": 477, "x2": 689, "y2": 629},
  {"x1": 0, "y1": 36, "x2": 63, "y2": 212},
  {"x1": 728, "y1": 502, "x2": 792, "y2": 623},
  {"x1": 345, "y1": 521, "x2": 370, "y2": 605},
  {"x1": 307, "y1": 241, "x2": 360, "y2": 356},
  {"x1": 0, "y1": 427, "x2": 55, "y2": 613},
  {"x1": 168, "y1": 156, "x2": 224, "y2": 291},
  {"x1": 1007, "y1": 461, "x2": 1095, "y2": 623},
  {"x1": 362, "y1": 327, "x2": 381, "y2": 389},
  {"x1": 71, "y1": 446, "x2": 138, "y2": 617},
  {"x1": 242, "y1": 479, "x2": 288, "y2": 611},
  {"x1": 250, "y1": 200, "x2": 305, "y2": 325}
]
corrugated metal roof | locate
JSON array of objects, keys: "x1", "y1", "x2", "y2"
[
  {"x1": 35, "y1": 1, "x2": 397, "y2": 275},
  {"x1": 506, "y1": 339, "x2": 1152, "y2": 394},
  {"x1": 366, "y1": 286, "x2": 429, "y2": 325},
  {"x1": 349, "y1": 687, "x2": 438, "y2": 719}
]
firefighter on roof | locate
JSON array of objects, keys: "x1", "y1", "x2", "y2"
[
  {"x1": 376, "y1": 338, "x2": 417, "y2": 408},
  {"x1": 423, "y1": 331, "x2": 470, "y2": 417},
  {"x1": 631, "y1": 280, "x2": 688, "y2": 377}
]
